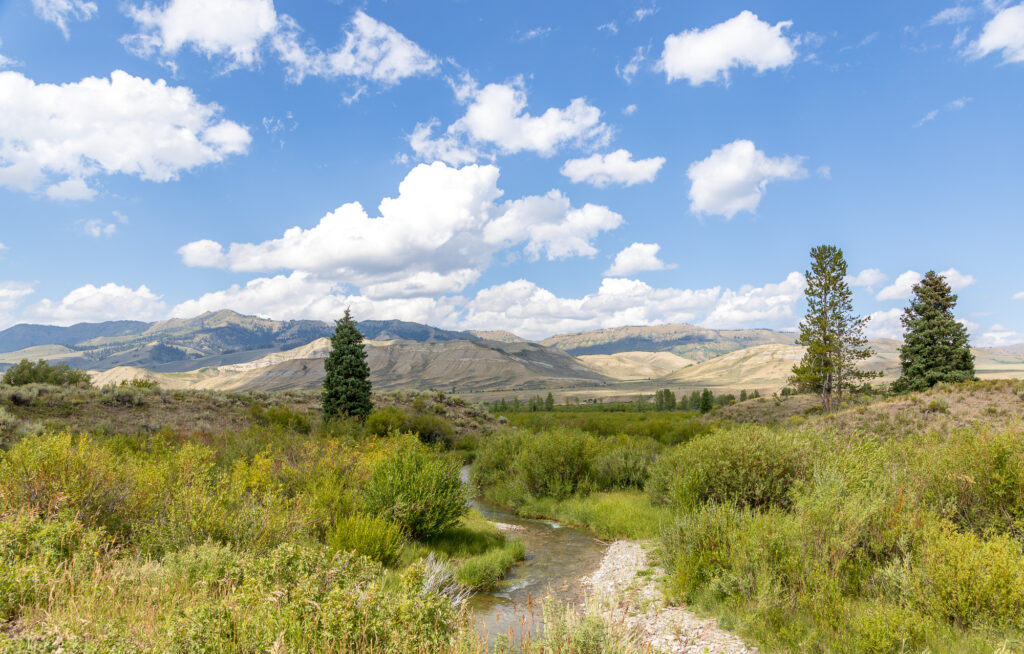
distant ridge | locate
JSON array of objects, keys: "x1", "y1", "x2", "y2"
[
  {"x1": 0, "y1": 310, "x2": 477, "y2": 373},
  {"x1": 541, "y1": 324, "x2": 796, "y2": 361}
]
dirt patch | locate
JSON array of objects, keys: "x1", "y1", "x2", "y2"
[{"x1": 583, "y1": 540, "x2": 755, "y2": 654}]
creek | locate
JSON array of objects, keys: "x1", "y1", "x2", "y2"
[{"x1": 460, "y1": 466, "x2": 607, "y2": 647}]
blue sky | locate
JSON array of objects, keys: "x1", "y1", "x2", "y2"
[{"x1": 0, "y1": 0, "x2": 1022, "y2": 343}]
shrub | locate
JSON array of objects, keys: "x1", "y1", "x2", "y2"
[
  {"x1": 366, "y1": 406, "x2": 408, "y2": 435},
  {"x1": 593, "y1": 436, "x2": 660, "y2": 490},
  {"x1": 656, "y1": 427, "x2": 812, "y2": 511},
  {"x1": 515, "y1": 428, "x2": 597, "y2": 500},
  {"x1": 406, "y1": 413, "x2": 455, "y2": 445},
  {"x1": 361, "y1": 437, "x2": 468, "y2": 540},
  {"x1": 2, "y1": 359, "x2": 91, "y2": 387},
  {"x1": 328, "y1": 513, "x2": 404, "y2": 567},
  {"x1": 248, "y1": 403, "x2": 311, "y2": 433},
  {"x1": 906, "y1": 521, "x2": 1024, "y2": 629}
]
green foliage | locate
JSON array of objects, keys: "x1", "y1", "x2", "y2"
[
  {"x1": 361, "y1": 437, "x2": 468, "y2": 539},
  {"x1": 592, "y1": 435, "x2": 660, "y2": 490},
  {"x1": 654, "y1": 427, "x2": 812, "y2": 511},
  {"x1": 2, "y1": 359, "x2": 91, "y2": 387},
  {"x1": 522, "y1": 491, "x2": 670, "y2": 540},
  {"x1": 791, "y1": 245, "x2": 877, "y2": 411},
  {"x1": 904, "y1": 522, "x2": 1024, "y2": 630},
  {"x1": 654, "y1": 388, "x2": 677, "y2": 411},
  {"x1": 366, "y1": 406, "x2": 408, "y2": 435},
  {"x1": 894, "y1": 270, "x2": 976, "y2": 392},
  {"x1": 365, "y1": 406, "x2": 455, "y2": 445},
  {"x1": 328, "y1": 513, "x2": 405, "y2": 567},
  {"x1": 513, "y1": 428, "x2": 597, "y2": 500},
  {"x1": 455, "y1": 539, "x2": 525, "y2": 590},
  {"x1": 699, "y1": 388, "x2": 713, "y2": 413},
  {"x1": 322, "y1": 309, "x2": 373, "y2": 421}
]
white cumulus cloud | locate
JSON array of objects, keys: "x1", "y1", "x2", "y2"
[
  {"x1": 876, "y1": 268, "x2": 975, "y2": 301},
  {"x1": 967, "y1": 3, "x2": 1024, "y2": 63},
  {"x1": 0, "y1": 282, "x2": 35, "y2": 328},
  {"x1": 977, "y1": 324, "x2": 1024, "y2": 347},
  {"x1": 271, "y1": 11, "x2": 438, "y2": 84},
  {"x1": 23, "y1": 283, "x2": 167, "y2": 325},
  {"x1": 0, "y1": 70, "x2": 250, "y2": 200},
  {"x1": 687, "y1": 139, "x2": 806, "y2": 218},
  {"x1": 32, "y1": 0, "x2": 97, "y2": 38},
  {"x1": 409, "y1": 76, "x2": 611, "y2": 164},
  {"x1": 864, "y1": 308, "x2": 905, "y2": 340},
  {"x1": 170, "y1": 271, "x2": 462, "y2": 327},
  {"x1": 178, "y1": 162, "x2": 623, "y2": 298},
  {"x1": 701, "y1": 271, "x2": 806, "y2": 329},
  {"x1": 605, "y1": 243, "x2": 675, "y2": 277},
  {"x1": 560, "y1": 149, "x2": 665, "y2": 187},
  {"x1": 659, "y1": 10, "x2": 798, "y2": 85},
  {"x1": 1013, "y1": 291, "x2": 1024, "y2": 300},
  {"x1": 846, "y1": 268, "x2": 888, "y2": 290},
  {"x1": 124, "y1": 0, "x2": 276, "y2": 67},
  {"x1": 876, "y1": 270, "x2": 923, "y2": 301}
]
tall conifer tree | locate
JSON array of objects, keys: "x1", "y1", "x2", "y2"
[
  {"x1": 791, "y1": 245, "x2": 876, "y2": 411},
  {"x1": 322, "y1": 309, "x2": 373, "y2": 420},
  {"x1": 893, "y1": 271, "x2": 975, "y2": 391}
]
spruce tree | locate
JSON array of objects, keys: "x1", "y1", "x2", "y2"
[
  {"x1": 791, "y1": 245, "x2": 877, "y2": 411},
  {"x1": 893, "y1": 271, "x2": 975, "y2": 392},
  {"x1": 544, "y1": 392, "x2": 555, "y2": 411},
  {"x1": 322, "y1": 309, "x2": 373, "y2": 421},
  {"x1": 699, "y1": 388, "x2": 714, "y2": 414}
]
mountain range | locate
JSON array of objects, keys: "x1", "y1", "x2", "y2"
[{"x1": 3, "y1": 310, "x2": 1023, "y2": 396}]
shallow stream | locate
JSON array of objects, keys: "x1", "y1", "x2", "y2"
[{"x1": 461, "y1": 467, "x2": 607, "y2": 647}]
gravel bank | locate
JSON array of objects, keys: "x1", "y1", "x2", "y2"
[{"x1": 582, "y1": 540, "x2": 756, "y2": 654}]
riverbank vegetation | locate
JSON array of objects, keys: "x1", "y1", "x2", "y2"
[
  {"x1": 2, "y1": 386, "x2": 627, "y2": 652},
  {"x1": 472, "y1": 379, "x2": 1024, "y2": 652}
]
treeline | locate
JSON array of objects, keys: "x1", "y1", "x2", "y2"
[{"x1": 491, "y1": 387, "x2": 761, "y2": 414}]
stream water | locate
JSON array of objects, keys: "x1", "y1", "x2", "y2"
[{"x1": 460, "y1": 467, "x2": 608, "y2": 647}]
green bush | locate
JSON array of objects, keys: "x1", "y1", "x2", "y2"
[
  {"x1": 515, "y1": 428, "x2": 597, "y2": 500},
  {"x1": 906, "y1": 521, "x2": 1024, "y2": 629},
  {"x1": 366, "y1": 406, "x2": 408, "y2": 435},
  {"x1": 365, "y1": 407, "x2": 454, "y2": 445},
  {"x1": 656, "y1": 427, "x2": 812, "y2": 511},
  {"x1": 593, "y1": 435, "x2": 660, "y2": 490},
  {"x1": 2, "y1": 359, "x2": 91, "y2": 387},
  {"x1": 361, "y1": 437, "x2": 468, "y2": 540},
  {"x1": 328, "y1": 513, "x2": 405, "y2": 567},
  {"x1": 406, "y1": 412, "x2": 455, "y2": 445}
]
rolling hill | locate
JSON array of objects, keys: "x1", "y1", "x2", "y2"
[
  {"x1": 576, "y1": 351, "x2": 695, "y2": 380},
  {"x1": 90, "y1": 336, "x2": 608, "y2": 393}
]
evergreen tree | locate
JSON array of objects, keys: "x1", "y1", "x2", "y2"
[
  {"x1": 699, "y1": 388, "x2": 714, "y2": 414},
  {"x1": 740, "y1": 389, "x2": 748, "y2": 402},
  {"x1": 322, "y1": 309, "x2": 373, "y2": 420},
  {"x1": 690, "y1": 390, "x2": 701, "y2": 410},
  {"x1": 664, "y1": 389, "x2": 676, "y2": 410},
  {"x1": 893, "y1": 271, "x2": 975, "y2": 392},
  {"x1": 790, "y1": 245, "x2": 877, "y2": 411},
  {"x1": 544, "y1": 392, "x2": 555, "y2": 411}
]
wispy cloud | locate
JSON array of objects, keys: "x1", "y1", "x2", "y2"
[{"x1": 914, "y1": 96, "x2": 972, "y2": 127}]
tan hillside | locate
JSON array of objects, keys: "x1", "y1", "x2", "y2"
[
  {"x1": 662, "y1": 344, "x2": 807, "y2": 390},
  {"x1": 0, "y1": 344, "x2": 77, "y2": 364},
  {"x1": 469, "y1": 330, "x2": 527, "y2": 343},
  {"x1": 577, "y1": 351, "x2": 695, "y2": 380},
  {"x1": 91, "y1": 337, "x2": 607, "y2": 393}
]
